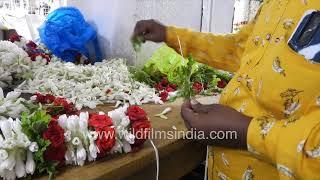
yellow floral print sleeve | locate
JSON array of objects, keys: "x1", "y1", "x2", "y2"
[
  {"x1": 166, "y1": 18, "x2": 256, "y2": 73},
  {"x1": 166, "y1": 0, "x2": 320, "y2": 179}
]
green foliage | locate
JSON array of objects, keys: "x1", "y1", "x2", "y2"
[
  {"x1": 131, "y1": 36, "x2": 144, "y2": 52},
  {"x1": 177, "y1": 56, "x2": 197, "y2": 99},
  {"x1": 21, "y1": 109, "x2": 57, "y2": 179},
  {"x1": 130, "y1": 67, "x2": 157, "y2": 85}
]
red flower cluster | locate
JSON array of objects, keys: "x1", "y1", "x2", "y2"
[
  {"x1": 89, "y1": 113, "x2": 116, "y2": 157},
  {"x1": 35, "y1": 93, "x2": 55, "y2": 104},
  {"x1": 192, "y1": 82, "x2": 204, "y2": 94},
  {"x1": 53, "y1": 97, "x2": 77, "y2": 115},
  {"x1": 9, "y1": 34, "x2": 52, "y2": 63},
  {"x1": 127, "y1": 106, "x2": 151, "y2": 147},
  {"x1": 35, "y1": 93, "x2": 78, "y2": 115},
  {"x1": 43, "y1": 120, "x2": 67, "y2": 165},
  {"x1": 154, "y1": 77, "x2": 178, "y2": 102},
  {"x1": 26, "y1": 41, "x2": 51, "y2": 63}
]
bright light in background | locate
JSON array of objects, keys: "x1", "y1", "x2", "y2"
[{"x1": 0, "y1": 0, "x2": 67, "y2": 40}]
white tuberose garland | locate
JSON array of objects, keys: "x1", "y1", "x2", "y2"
[
  {"x1": 18, "y1": 59, "x2": 163, "y2": 109},
  {"x1": 0, "y1": 118, "x2": 38, "y2": 179}
]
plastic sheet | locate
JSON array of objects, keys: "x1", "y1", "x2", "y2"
[{"x1": 39, "y1": 7, "x2": 102, "y2": 62}]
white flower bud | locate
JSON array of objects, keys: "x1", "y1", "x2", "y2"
[
  {"x1": 76, "y1": 144, "x2": 86, "y2": 166},
  {"x1": 15, "y1": 152, "x2": 26, "y2": 178},
  {"x1": 29, "y1": 142, "x2": 39, "y2": 152},
  {"x1": 25, "y1": 151, "x2": 35, "y2": 175},
  {"x1": 88, "y1": 131, "x2": 98, "y2": 141},
  {"x1": 72, "y1": 137, "x2": 81, "y2": 146},
  {"x1": 64, "y1": 130, "x2": 72, "y2": 142},
  {"x1": 0, "y1": 149, "x2": 8, "y2": 160},
  {"x1": 122, "y1": 140, "x2": 132, "y2": 153},
  {"x1": 3, "y1": 169, "x2": 16, "y2": 180},
  {"x1": 5, "y1": 91, "x2": 21, "y2": 101},
  {"x1": 124, "y1": 133, "x2": 135, "y2": 145},
  {"x1": 1, "y1": 152, "x2": 16, "y2": 171},
  {"x1": 89, "y1": 143, "x2": 98, "y2": 160}
]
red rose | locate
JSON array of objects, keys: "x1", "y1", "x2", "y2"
[
  {"x1": 44, "y1": 144, "x2": 67, "y2": 164},
  {"x1": 217, "y1": 80, "x2": 227, "y2": 88},
  {"x1": 54, "y1": 97, "x2": 76, "y2": 114},
  {"x1": 166, "y1": 86, "x2": 175, "y2": 93},
  {"x1": 192, "y1": 82, "x2": 203, "y2": 94},
  {"x1": 169, "y1": 84, "x2": 178, "y2": 90},
  {"x1": 96, "y1": 127, "x2": 116, "y2": 157},
  {"x1": 26, "y1": 41, "x2": 37, "y2": 49},
  {"x1": 131, "y1": 120, "x2": 151, "y2": 147},
  {"x1": 161, "y1": 77, "x2": 169, "y2": 87},
  {"x1": 89, "y1": 113, "x2": 113, "y2": 130},
  {"x1": 154, "y1": 83, "x2": 164, "y2": 91},
  {"x1": 43, "y1": 121, "x2": 65, "y2": 148},
  {"x1": 43, "y1": 120, "x2": 67, "y2": 164},
  {"x1": 160, "y1": 91, "x2": 169, "y2": 102},
  {"x1": 126, "y1": 106, "x2": 147, "y2": 122},
  {"x1": 35, "y1": 93, "x2": 56, "y2": 104},
  {"x1": 9, "y1": 34, "x2": 21, "y2": 42}
]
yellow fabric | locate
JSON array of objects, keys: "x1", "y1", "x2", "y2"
[{"x1": 166, "y1": 0, "x2": 320, "y2": 179}]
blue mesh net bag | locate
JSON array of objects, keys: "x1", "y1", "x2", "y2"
[{"x1": 39, "y1": 7, "x2": 102, "y2": 62}]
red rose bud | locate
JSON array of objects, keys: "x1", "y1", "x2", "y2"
[
  {"x1": 96, "y1": 127, "x2": 116, "y2": 157},
  {"x1": 160, "y1": 91, "x2": 169, "y2": 102},
  {"x1": 192, "y1": 82, "x2": 203, "y2": 94},
  {"x1": 89, "y1": 113, "x2": 113, "y2": 130},
  {"x1": 126, "y1": 106, "x2": 147, "y2": 122},
  {"x1": 217, "y1": 80, "x2": 227, "y2": 88},
  {"x1": 131, "y1": 120, "x2": 151, "y2": 147},
  {"x1": 161, "y1": 77, "x2": 169, "y2": 87},
  {"x1": 9, "y1": 34, "x2": 22, "y2": 42}
]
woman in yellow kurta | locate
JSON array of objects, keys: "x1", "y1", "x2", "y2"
[{"x1": 133, "y1": 0, "x2": 320, "y2": 179}]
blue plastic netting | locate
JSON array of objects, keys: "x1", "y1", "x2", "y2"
[{"x1": 39, "y1": 7, "x2": 102, "y2": 62}]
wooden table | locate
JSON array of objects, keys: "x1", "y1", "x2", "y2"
[{"x1": 40, "y1": 100, "x2": 207, "y2": 180}]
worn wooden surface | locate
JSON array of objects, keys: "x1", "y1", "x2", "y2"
[{"x1": 39, "y1": 100, "x2": 207, "y2": 180}]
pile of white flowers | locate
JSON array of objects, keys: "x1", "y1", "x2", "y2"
[
  {"x1": 0, "y1": 89, "x2": 27, "y2": 119},
  {"x1": 0, "y1": 118, "x2": 38, "y2": 180},
  {"x1": 0, "y1": 41, "x2": 47, "y2": 89},
  {"x1": 18, "y1": 59, "x2": 163, "y2": 109}
]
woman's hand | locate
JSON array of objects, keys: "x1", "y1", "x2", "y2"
[
  {"x1": 180, "y1": 100, "x2": 252, "y2": 149},
  {"x1": 132, "y1": 19, "x2": 166, "y2": 43}
]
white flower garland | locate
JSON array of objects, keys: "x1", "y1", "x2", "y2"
[
  {"x1": 0, "y1": 118, "x2": 38, "y2": 179},
  {"x1": 18, "y1": 59, "x2": 163, "y2": 109},
  {"x1": 58, "y1": 112, "x2": 99, "y2": 165}
]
